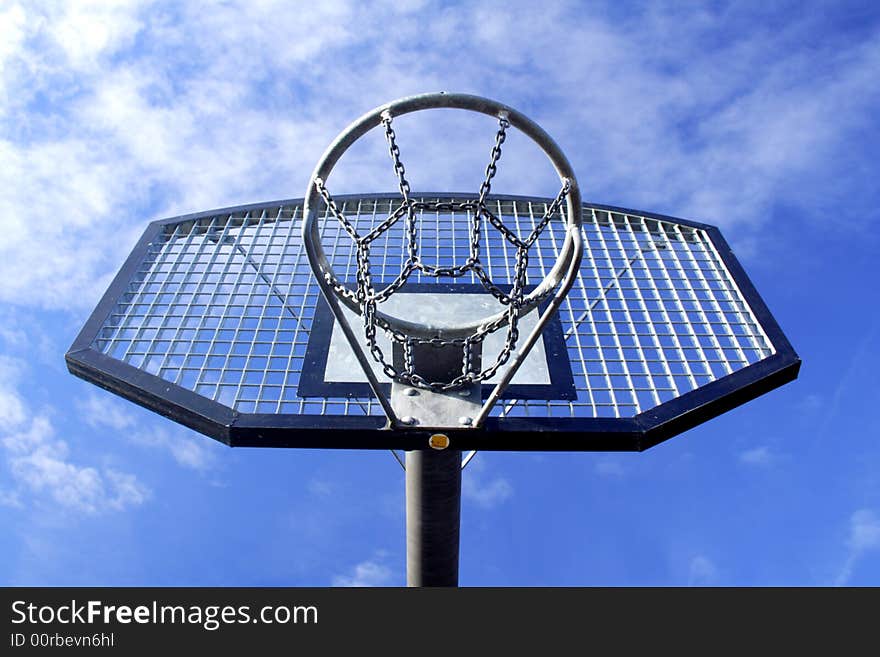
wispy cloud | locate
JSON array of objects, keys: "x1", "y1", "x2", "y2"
[
  {"x1": 0, "y1": 308, "x2": 56, "y2": 366},
  {"x1": 76, "y1": 392, "x2": 139, "y2": 432},
  {"x1": 307, "y1": 478, "x2": 336, "y2": 498},
  {"x1": 739, "y1": 446, "x2": 775, "y2": 468},
  {"x1": 1, "y1": 2, "x2": 877, "y2": 313},
  {"x1": 813, "y1": 320, "x2": 878, "y2": 446},
  {"x1": 0, "y1": 488, "x2": 22, "y2": 509},
  {"x1": 332, "y1": 553, "x2": 395, "y2": 587},
  {"x1": 687, "y1": 555, "x2": 719, "y2": 587},
  {"x1": 3, "y1": 415, "x2": 150, "y2": 514},
  {"x1": 595, "y1": 459, "x2": 627, "y2": 478},
  {"x1": 462, "y1": 458, "x2": 513, "y2": 510},
  {"x1": 0, "y1": 357, "x2": 27, "y2": 427},
  {"x1": 0, "y1": 359, "x2": 149, "y2": 514},
  {"x1": 796, "y1": 394, "x2": 823, "y2": 416},
  {"x1": 75, "y1": 392, "x2": 217, "y2": 471},
  {"x1": 835, "y1": 509, "x2": 880, "y2": 586},
  {"x1": 128, "y1": 427, "x2": 217, "y2": 472}
]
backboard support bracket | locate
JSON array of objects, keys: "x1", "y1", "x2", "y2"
[{"x1": 390, "y1": 341, "x2": 482, "y2": 430}]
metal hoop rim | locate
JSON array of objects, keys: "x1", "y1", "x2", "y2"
[{"x1": 303, "y1": 91, "x2": 583, "y2": 338}]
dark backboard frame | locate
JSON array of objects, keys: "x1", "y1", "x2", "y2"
[{"x1": 66, "y1": 194, "x2": 800, "y2": 452}]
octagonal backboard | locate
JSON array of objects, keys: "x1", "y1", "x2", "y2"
[{"x1": 66, "y1": 193, "x2": 799, "y2": 451}]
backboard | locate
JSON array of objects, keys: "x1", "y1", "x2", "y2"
[
  {"x1": 66, "y1": 192, "x2": 799, "y2": 451},
  {"x1": 66, "y1": 91, "x2": 801, "y2": 587}
]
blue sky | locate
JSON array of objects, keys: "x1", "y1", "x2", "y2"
[{"x1": 1, "y1": 0, "x2": 879, "y2": 586}]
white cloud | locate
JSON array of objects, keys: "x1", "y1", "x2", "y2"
[
  {"x1": 77, "y1": 391, "x2": 138, "y2": 432},
  {"x1": 76, "y1": 392, "x2": 217, "y2": 471},
  {"x1": 0, "y1": 308, "x2": 56, "y2": 366},
  {"x1": 739, "y1": 446, "x2": 774, "y2": 468},
  {"x1": 687, "y1": 555, "x2": 719, "y2": 587},
  {"x1": 0, "y1": 2, "x2": 877, "y2": 313},
  {"x1": 46, "y1": 0, "x2": 147, "y2": 71},
  {"x1": 169, "y1": 436, "x2": 215, "y2": 471},
  {"x1": 129, "y1": 426, "x2": 217, "y2": 472},
  {"x1": 462, "y1": 459, "x2": 513, "y2": 510},
  {"x1": 835, "y1": 509, "x2": 880, "y2": 586},
  {"x1": 307, "y1": 478, "x2": 335, "y2": 498},
  {"x1": 0, "y1": 361, "x2": 149, "y2": 514},
  {"x1": 0, "y1": 4, "x2": 27, "y2": 73},
  {"x1": 0, "y1": 136, "x2": 137, "y2": 310},
  {"x1": 105, "y1": 469, "x2": 151, "y2": 509},
  {"x1": 463, "y1": 476, "x2": 513, "y2": 509},
  {"x1": 332, "y1": 556, "x2": 394, "y2": 587},
  {"x1": 0, "y1": 358, "x2": 27, "y2": 427},
  {"x1": 796, "y1": 394, "x2": 823, "y2": 415},
  {"x1": 849, "y1": 509, "x2": 880, "y2": 553},
  {"x1": 0, "y1": 488, "x2": 22, "y2": 508},
  {"x1": 4, "y1": 415, "x2": 150, "y2": 514}
]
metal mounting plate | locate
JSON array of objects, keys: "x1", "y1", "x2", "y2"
[{"x1": 390, "y1": 380, "x2": 482, "y2": 430}]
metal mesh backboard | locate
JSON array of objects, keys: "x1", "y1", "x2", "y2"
[{"x1": 67, "y1": 194, "x2": 799, "y2": 451}]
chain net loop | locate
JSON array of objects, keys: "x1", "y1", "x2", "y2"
[{"x1": 314, "y1": 113, "x2": 572, "y2": 391}]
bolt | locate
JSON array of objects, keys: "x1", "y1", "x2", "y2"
[
  {"x1": 458, "y1": 416, "x2": 473, "y2": 426},
  {"x1": 404, "y1": 388, "x2": 418, "y2": 397},
  {"x1": 400, "y1": 416, "x2": 417, "y2": 426},
  {"x1": 458, "y1": 388, "x2": 471, "y2": 397}
]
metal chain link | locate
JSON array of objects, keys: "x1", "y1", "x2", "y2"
[
  {"x1": 478, "y1": 115, "x2": 509, "y2": 203},
  {"x1": 524, "y1": 178, "x2": 572, "y2": 247},
  {"x1": 315, "y1": 177, "x2": 360, "y2": 241},
  {"x1": 483, "y1": 205, "x2": 525, "y2": 249},
  {"x1": 314, "y1": 112, "x2": 572, "y2": 391},
  {"x1": 361, "y1": 201, "x2": 409, "y2": 245},
  {"x1": 382, "y1": 113, "x2": 419, "y2": 264},
  {"x1": 382, "y1": 112, "x2": 412, "y2": 201}
]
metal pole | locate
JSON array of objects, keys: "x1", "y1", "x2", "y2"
[{"x1": 405, "y1": 448, "x2": 462, "y2": 587}]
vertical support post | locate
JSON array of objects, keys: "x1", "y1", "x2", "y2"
[{"x1": 405, "y1": 448, "x2": 462, "y2": 587}]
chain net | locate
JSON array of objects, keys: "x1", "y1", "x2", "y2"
[{"x1": 314, "y1": 112, "x2": 571, "y2": 391}]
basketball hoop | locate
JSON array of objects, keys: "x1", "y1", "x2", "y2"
[
  {"x1": 67, "y1": 90, "x2": 800, "y2": 587},
  {"x1": 303, "y1": 92, "x2": 584, "y2": 430}
]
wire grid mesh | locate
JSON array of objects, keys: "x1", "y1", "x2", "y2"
[{"x1": 92, "y1": 195, "x2": 774, "y2": 420}]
